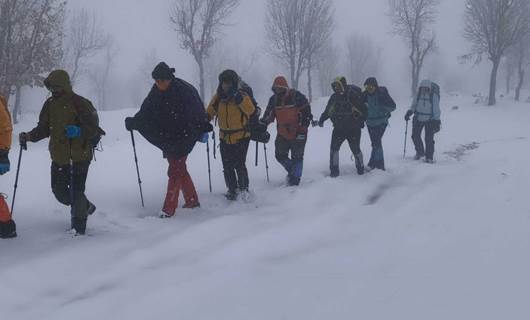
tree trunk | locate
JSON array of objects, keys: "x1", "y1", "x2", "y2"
[
  {"x1": 307, "y1": 57, "x2": 313, "y2": 102},
  {"x1": 515, "y1": 68, "x2": 525, "y2": 102},
  {"x1": 506, "y1": 72, "x2": 512, "y2": 95},
  {"x1": 488, "y1": 59, "x2": 500, "y2": 106},
  {"x1": 410, "y1": 59, "x2": 419, "y2": 97},
  {"x1": 13, "y1": 85, "x2": 21, "y2": 124},
  {"x1": 198, "y1": 58, "x2": 205, "y2": 101}
]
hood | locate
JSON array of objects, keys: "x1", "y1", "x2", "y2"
[
  {"x1": 419, "y1": 79, "x2": 432, "y2": 89},
  {"x1": 364, "y1": 77, "x2": 378, "y2": 88},
  {"x1": 332, "y1": 77, "x2": 345, "y2": 93},
  {"x1": 272, "y1": 76, "x2": 289, "y2": 89},
  {"x1": 44, "y1": 70, "x2": 72, "y2": 93},
  {"x1": 219, "y1": 69, "x2": 240, "y2": 87}
]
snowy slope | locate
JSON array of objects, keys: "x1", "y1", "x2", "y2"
[{"x1": 1, "y1": 94, "x2": 530, "y2": 320}]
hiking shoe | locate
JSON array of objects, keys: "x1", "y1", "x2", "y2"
[
  {"x1": 71, "y1": 217, "x2": 87, "y2": 235},
  {"x1": 159, "y1": 211, "x2": 174, "y2": 219},
  {"x1": 414, "y1": 153, "x2": 425, "y2": 160},
  {"x1": 225, "y1": 190, "x2": 238, "y2": 201},
  {"x1": 425, "y1": 158, "x2": 435, "y2": 164}
]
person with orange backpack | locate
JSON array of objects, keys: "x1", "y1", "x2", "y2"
[
  {"x1": 206, "y1": 70, "x2": 256, "y2": 200},
  {"x1": 0, "y1": 95, "x2": 16, "y2": 239},
  {"x1": 261, "y1": 76, "x2": 313, "y2": 186}
]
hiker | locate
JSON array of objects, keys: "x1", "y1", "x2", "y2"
[
  {"x1": 19, "y1": 70, "x2": 103, "y2": 235},
  {"x1": 0, "y1": 95, "x2": 15, "y2": 239},
  {"x1": 405, "y1": 80, "x2": 442, "y2": 163},
  {"x1": 125, "y1": 62, "x2": 212, "y2": 218},
  {"x1": 361, "y1": 77, "x2": 396, "y2": 171},
  {"x1": 261, "y1": 76, "x2": 312, "y2": 186},
  {"x1": 206, "y1": 70, "x2": 256, "y2": 200},
  {"x1": 319, "y1": 77, "x2": 367, "y2": 177}
]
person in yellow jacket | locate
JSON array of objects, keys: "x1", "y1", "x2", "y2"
[
  {"x1": 0, "y1": 95, "x2": 16, "y2": 239},
  {"x1": 207, "y1": 70, "x2": 255, "y2": 200}
]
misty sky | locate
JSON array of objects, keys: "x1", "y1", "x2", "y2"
[{"x1": 36, "y1": 0, "x2": 491, "y2": 110}]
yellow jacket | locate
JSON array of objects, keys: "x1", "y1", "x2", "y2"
[
  {"x1": 207, "y1": 93, "x2": 255, "y2": 144},
  {"x1": 0, "y1": 96, "x2": 12, "y2": 151}
]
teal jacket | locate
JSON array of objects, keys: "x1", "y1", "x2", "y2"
[{"x1": 362, "y1": 87, "x2": 396, "y2": 127}]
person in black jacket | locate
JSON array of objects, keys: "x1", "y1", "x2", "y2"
[
  {"x1": 319, "y1": 77, "x2": 367, "y2": 177},
  {"x1": 125, "y1": 62, "x2": 212, "y2": 218}
]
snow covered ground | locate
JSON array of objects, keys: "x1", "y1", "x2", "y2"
[{"x1": 1, "y1": 94, "x2": 530, "y2": 320}]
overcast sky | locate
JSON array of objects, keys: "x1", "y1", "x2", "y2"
[{"x1": 44, "y1": 0, "x2": 490, "y2": 109}]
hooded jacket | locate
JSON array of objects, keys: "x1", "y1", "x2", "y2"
[
  {"x1": 27, "y1": 70, "x2": 99, "y2": 165},
  {"x1": 320, "y1": 78, "x2": 367, "y2": 130},
  {"x1": 0, "y1": 96, "x2": 12, "y2": 151},
  {"x1": 262, "y1": 76, "x2": 312, "y2": 141},
  {"x1": 410, "y1": 80, "x2": 441, "y2": 122},
  {"x1": 361, "y1": 78, "x2": 396, "y2": 127}
]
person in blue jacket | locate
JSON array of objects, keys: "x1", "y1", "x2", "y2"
[
  {"x1": 361, "y1": 77, "x2": 396, "y2": 171},
  {"x1": 405, "y1": 80, "x2": 442, "y2": 163}
]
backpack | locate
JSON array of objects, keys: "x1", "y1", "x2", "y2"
[
  {"x1": 72, "y1": 94, "x2": 106, "y2": 149},
  {"x1": 414, "y1": 82, "x2": 440, "y2": 118}
]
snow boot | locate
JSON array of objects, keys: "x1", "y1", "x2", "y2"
[
  {"x1": 225, "y1": 189, "x2": 238, "y2": 201},
  {"x1": 414, "y1": 152, "x2": 425, "y2": 160},
  {"x1": 353, "y1": 152, "x2": 365, "y2": 175},
  {"x1": 71, "y1": 216, "x2": 87, "y2": 235},
  {"x1": 287, "y1": 175, "x2": 301, "y2": 186}
]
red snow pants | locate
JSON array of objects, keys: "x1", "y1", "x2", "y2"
[{"x1": 162, "y1": 156, "x2": 199, "y2": 216}]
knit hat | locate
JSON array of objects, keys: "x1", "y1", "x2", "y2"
[
  {"x1": 272, "y1": 76, "x2": 289, "y2": 89},
  {"x1": 219, "y1": 69, "x2": 239, "y2": 86},
  {"x1": 152, "y1": 62, "x2": 175, "y2": 80},
  {"x1": 364, "y1": 77, "x2": 378, "y2": 87}
]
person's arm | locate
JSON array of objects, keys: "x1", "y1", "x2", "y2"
[
  {"x1": 296, "y1": 91, "x2": 312, "y2": 127},
  {"x1": 0, "y1": 96, "x2": 12, "y2": 151},
  {"x1": 381, "y1": 88, "x2": 397, "y2": 113},
  {"x1": 182, "y1": 84, "x2": 211, "y2": 132},
  {"x1": 27, "y1": 101, "x2": 51, "y2": 142},
  {"x1": 239, "y1": 95, "x2": 256, "y2": 117},
  {"x1": 261, "y1": 96, "x2": 276, "y2": 124},
  {"x1": 319, "y1": 96, "x2": 334, "y2": 124},
  {"x1": 77, "y1": 98, "x2": 99, "y2": 141},
  {"x1": 432, "y1": 93, "x2": 441, "y2": 121}
]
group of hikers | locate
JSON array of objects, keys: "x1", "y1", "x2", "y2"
[{"x1": 0, "y1": 62, "x2": 442, "y2": 237}]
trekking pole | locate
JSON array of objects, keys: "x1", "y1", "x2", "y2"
[
  {"x1": 10, "y1": 140, "x2": 27, "y2": 216},
  {"x1": 255, "y1": 141, "x2": 259, "y2": 167},
  {"x1": 130, "y1": 131, "x2": 145, "y2": 207},
  {"x1": 212, "y1": 131, "x2": 217, "y2": 160},
  {"x1": 403, "y1": 120, "x2": 409, "y2": 159},
  {"x1": 263, "y1": 143, "x2": 270, "y2": 183},
  {"x1": 206, "y1": 138, "x2": 212, "y2": 193}
]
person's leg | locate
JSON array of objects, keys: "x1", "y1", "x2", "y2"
[
  {"x1": 424, "y1": 121, "x2": 436, "y2": 162},
  {"x1": 235, "y1": 139, "x2": 251, "y2": 191},
  {"x1": 70, "y1": 161, "x2": 91, "y2": 234},
  {"x1": 289, "y1": 138, "x2": 307, "y2": 185},
  {"x1": 330, "y1": 128, "x2": 346, "y2": 177},
  {"x1": 275, "y1": 135, "x2": 292, "y2": 174},
  {"x1": 411, "y1": 119, "x2": 426, "y2": 159},
  {"x1": 51, "y1": 162, "x2": 71, "y2": 206},
  {"x1": 220, "y1": 141, "x2": 238, "y2": 197},
  {"x1": 347, "y1": 127, "x2": 364, "y2": 175},
  {"x1": 179, "y1": 157, "x2": 200, "y2": 208},
  {"x1": 369, "y1": 125, "x2": 387, "y2": 170},
  {"x1": 367, "y1": 126, "x2": 378, "y2": 169}
]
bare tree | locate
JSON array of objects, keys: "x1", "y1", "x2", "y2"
[
  {"x1": 170, "y1": 0, "x2": 240, "y2": 100},
  {"x1": 0, "y1": 0, "x2": 65, "y2": 123},
  {"x1": 463, "y1": 0, "x2": 530, "y2": 105},
  {"x1": 506, "y1": 34, "x2": 530, "y2": 101},
  {"x1": 503, "y1": 55, "x2": 517, "y2": 95},
  {"x1": 388, "y1": 0, "x2": 439, "y2": 97},
  {"x1": 87, "y1": 37, "x2": 117, "y2": 110},
  {"x1": 265, "y1": 0, "x2": 334, "y2": 98},
  {"x1": 345, "y1": 33, "x2": 382, "y2": 87},
  {"x1": 63, "y1": 8, "x2": 108, "y2": 86},
  {"x1": 315, "y1": 39, "x2": 340, "y2": 97}
]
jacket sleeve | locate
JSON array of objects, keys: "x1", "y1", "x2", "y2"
[
  {"x1": 261, "y1": 96, "x2": 276, "y2": 124},
  {"x1": 354, "y1": 96, "x2": 368, "y2": 123},
  {"x1": 319, "y1": 96, "x2": 334, "y2": 124},
  {"x1": 183, "y1": 85, "x2": 210, "y2": 131},
  {"x1": 0, "y1": 96, "x2": 12, "y2": 150},
  {"x1": 28, "y1": 101, "x2": 51, "y2": 142},
  {"x1": 78, "y1": 99, "x2": 100, "y2": 140},
  {"x1": 381, "y1": 88, "x2": 397, "y2": 113},
  {"x1": 239, "y1": 95, "x2": 256, "y2": 117},
  {"x1": 206, "y1": 94, "x2": 219, "y2": 122},
  {"x1": 432, "y1": 93, "x2": 441, "y2": 121},
  {"x1": 296, "y1": 91, "x2": 312, "y2": 127},
  {"x1": 410, "y1": 97, "x2": 418, "y2": 113}
]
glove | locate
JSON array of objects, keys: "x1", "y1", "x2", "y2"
[
  {"x1": 125, "y1": 117, "x2": 136, "y2": 131},
  {"x1": 65, "y1": 125, "x2": 81, "y2": 138},
  {"x1": 405, "y1": 110, "x2": 414, "y2": 121},
  {"x1": 432, "y1": 120, "x2": 441, "y2": 133},
  {"x1": 234, "y1": 91, "x2": 243, "y2": 105},
  {"x1": 318, "y1": 120, "x2": 324, "y2": 128},
  {"x1": 198, "y1": 132, "x2": 209, "y2": 143},
  {"x1": 0, "y1": 150, "x2": 9, "y2": 175},
  {"x1": 19, "y1": 132, "x2": 30, "y2": 144},
  {"x1": 200, "y1": 122, "x2": 214, "y2": 133}
]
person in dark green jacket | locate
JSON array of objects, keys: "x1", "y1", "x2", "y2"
[
  {"x1": 361, "y1": 77, "x2": 396, "y2": 171},
  {"x1": 19, "y1": 70, "x2": 101, "y2": 235}
]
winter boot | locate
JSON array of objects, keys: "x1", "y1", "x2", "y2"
[
  {"x1": 236, "y1": 167, "x2": 250, "y2": 191},
  {"x1": 0, "y1": 220, "x2": 17, "y2": 239},
  {"x1": 330, "y1": 167, "x2": 340, "y2": 178},
  {"x1": 71, "y1": 216, "x2": 87, "y2": 235},
  {"x1": 414, "y1": 152, "x2": 425, "y2": 160},
  {"x1": 225, "y1": 189, "x2": 238, "y2": 201}
]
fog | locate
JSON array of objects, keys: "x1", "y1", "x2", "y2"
[{"x1": 21, "y1": 0, "x2": 493, "y2": 112}]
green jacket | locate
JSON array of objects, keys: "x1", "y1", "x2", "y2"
[{"x1": 28, "y1": 70, "x2": 99, "y2": 166}]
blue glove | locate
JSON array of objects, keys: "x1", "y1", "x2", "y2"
[
  {"x1": 0, "y1": 163, "x2": 9, "y2": 175},
  {"x1": 65, "y1": 125, "x2": 81, "y2": 138},
  {"x1": 198, "y1": 132, "x2": 209, "y2": 143},
  {"x1": 0, "y1": 151, "x2": 9, "y2": 175}
]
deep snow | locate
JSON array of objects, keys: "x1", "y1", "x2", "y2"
[{"x1": 1, "y1": 94, "x2": 530, "y2": 320}]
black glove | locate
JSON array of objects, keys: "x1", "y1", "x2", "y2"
[
  {"x1": 200, "y1": 122, "x2": 214, "y2": 133},
  {"x1": 234, "y1": 91, "x2": 243, "y2": 105},
  {"x1": 318, "y1": 120, "x2": 324, "y2": 128},
  {"x1": 405, "y1": 110, "x2": 414, "y2": 121},
  {"x1": 432, "y1": 120, "x2": 441, "y2": 133},
  {"x1": 125, "y1": 117, "x2": 137, "y2": 131},
  {"x1": 360, "y1": 121, "x2": 365, "y2": 129}
]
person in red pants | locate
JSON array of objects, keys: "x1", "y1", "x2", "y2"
[
  {"x1": 125, "y1": 62, "x2": 212, "y2": 218},
  {"x1": 0, "y1": 95, "x2": 15, "y2": 238}
]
